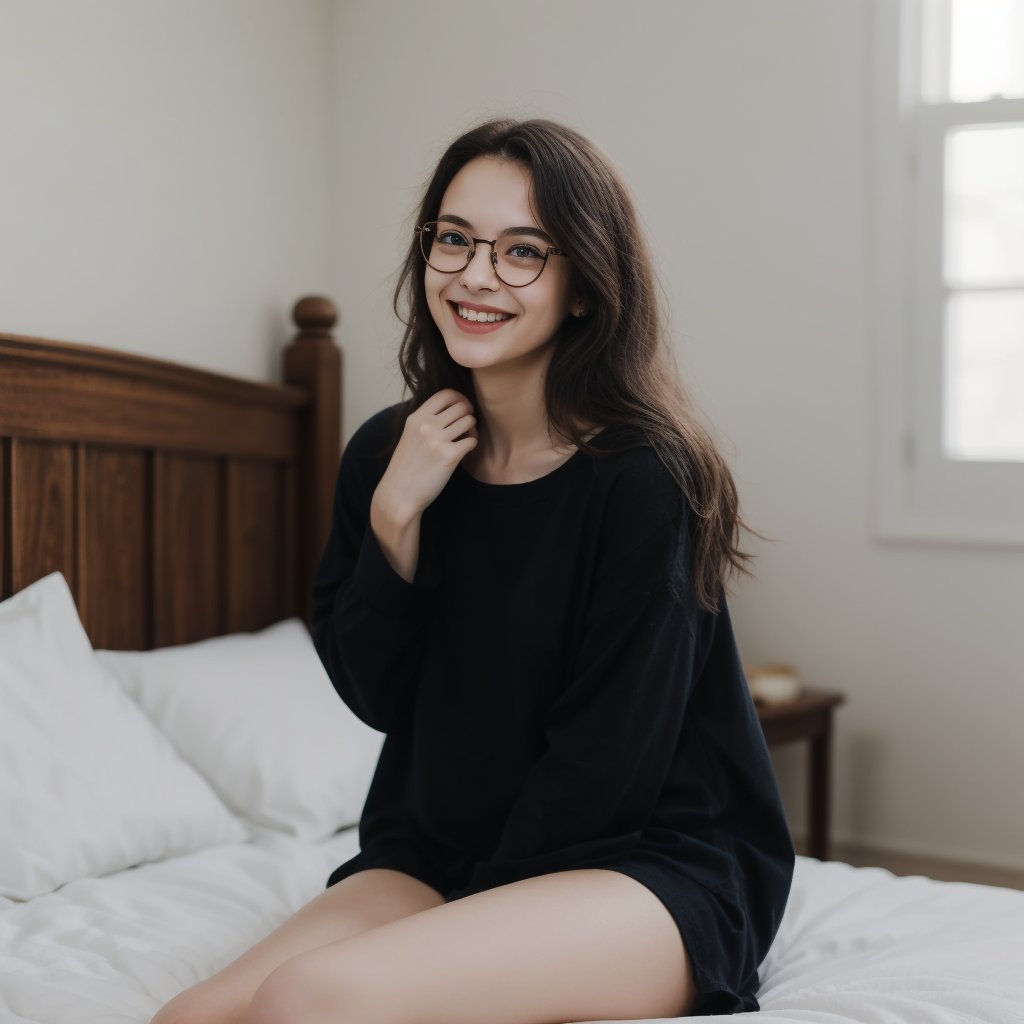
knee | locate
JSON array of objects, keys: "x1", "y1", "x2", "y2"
[
  {"x1": 149, "y1": 977, "x2": 246, "y2": 1024},
  {"x1": 244, "y1": 958, "x2": 359, "y2": 1024},
  {"x1": 244, "y1": 952, "x2": 400, "y2": 1024},
  {"x1": 244, "y1": 965, "x2": 307, "y2": 1024}
]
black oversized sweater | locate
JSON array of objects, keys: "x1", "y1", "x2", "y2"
[{"x1": 311, "y1": 405, "x2": 794, "y2": 1014}]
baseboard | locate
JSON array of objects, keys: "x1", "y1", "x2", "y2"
[{"x1": 794, "y1": 837, "x2": 1024, "y2": 891}]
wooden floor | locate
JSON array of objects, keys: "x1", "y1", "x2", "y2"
[{"x1": 798, "y1": 840, "x2": 1024, "y2": 891}]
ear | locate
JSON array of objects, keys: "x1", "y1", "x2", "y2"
[{"x1": 570, "y1": 292, "x2": 587, "y2": 318}]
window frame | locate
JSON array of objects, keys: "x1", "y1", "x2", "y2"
[{"x1": 871, "y1": 0, "x2": 1024, "y2": 546}]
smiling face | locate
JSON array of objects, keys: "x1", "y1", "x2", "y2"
[{"x1": 424, "y1": 156, "x2": 577, "y2": 377}]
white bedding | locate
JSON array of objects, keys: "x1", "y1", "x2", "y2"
[
  {"x1": 752, "y1": 859, "x2": 1024, "y2": 1024},
  {"x1": 2, "y1": 839, "x2": 1023, "y2": 1024},
  {"x1": 0, "y1": 826, "x2": 359, "y2": 1024}
]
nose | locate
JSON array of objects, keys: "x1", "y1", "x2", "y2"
[{"x1": 459, "y1": 241, "x2": 500, "y2": 290}]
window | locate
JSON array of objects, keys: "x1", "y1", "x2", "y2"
[{"x1": 872, "y1": 0, "x2": 1024, "y2": 544}]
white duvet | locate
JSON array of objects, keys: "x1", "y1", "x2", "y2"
[
  {"x1": 751, "y1": 859, "x2": 1024, "y2": 1024},
  {"x1": 0, "y1": 827, "x2": 360, "y2": 1024},
  {"x1": 2, "y1": 835, "x2": 1022, "y2": 1024}
]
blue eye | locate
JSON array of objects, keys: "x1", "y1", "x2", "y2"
[
  {"x1": 437, "y1": 230, "x2": 470, "y2": 247},
  {"x1": 507, "y1": 243, "x2": 542, "y2": 261}
]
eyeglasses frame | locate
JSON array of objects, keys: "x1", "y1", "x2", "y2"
[{"x1": 415, "y1": 221, "x2": 568, "y2": 288}]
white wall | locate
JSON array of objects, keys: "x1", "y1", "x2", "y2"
[
  {"x1": 0, "y1": 0, "x2": 335, "y2": 383},
  {"x1": 330, "y1": 0, "x2": 1024, "y2": 870}
]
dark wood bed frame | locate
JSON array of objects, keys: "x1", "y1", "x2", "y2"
[{"x1": 0, "y1": 295, "x2": 341, "y2": 650}]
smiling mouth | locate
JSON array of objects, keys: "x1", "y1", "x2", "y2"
[
  {"x1": 454, "y1": 303, "x2": 509, "y2": 323},
  {"x1": 450, "y1": 301, "x2": 514, "y2": 323}
]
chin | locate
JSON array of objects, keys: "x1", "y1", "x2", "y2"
[
  {"x1": 443, "y1": 342, "x2": 499, "y2": 371},
  {"x1": 439, "y1": 327, "x2": 497, "y2": 364}
]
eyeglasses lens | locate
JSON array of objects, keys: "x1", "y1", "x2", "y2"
[{"x1": 419, "y1": 221, "x2": 547, "y2": 287}]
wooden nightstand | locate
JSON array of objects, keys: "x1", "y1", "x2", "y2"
[{"x1": 755, "y1": 687, "x2": 845, "y2": 861}]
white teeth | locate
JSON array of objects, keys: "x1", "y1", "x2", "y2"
[{"x1": 457, "y1": 305, "x2": 510, "y2": 323}]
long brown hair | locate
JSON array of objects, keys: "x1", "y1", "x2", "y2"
[{"x1": 392, "y1": 118, "x2": 753, "y2": 612}]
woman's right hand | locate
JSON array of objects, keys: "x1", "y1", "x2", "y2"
[{"x1": 372, "y1": 389, "x2": 478, "y2": 528}]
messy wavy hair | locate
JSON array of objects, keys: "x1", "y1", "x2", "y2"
[{"x1": 392, "y1": 118, "x2": 753, "y2": 612}]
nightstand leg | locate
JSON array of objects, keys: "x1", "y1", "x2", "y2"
[{"x1": 808, "y1": 719, "x2": 833, "y2": 860}]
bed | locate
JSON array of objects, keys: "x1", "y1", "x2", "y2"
[{"x1": 2, "y1": 304, "x2": 1023, "y2": 1024}]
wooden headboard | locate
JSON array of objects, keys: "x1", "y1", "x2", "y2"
[{"x1": 0, "y1": 295, "x2": 341, "y2": 650}]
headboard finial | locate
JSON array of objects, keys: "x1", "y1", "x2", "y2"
[{"x1": 292, "y1": 295, "x2": 338, "y2": 334}]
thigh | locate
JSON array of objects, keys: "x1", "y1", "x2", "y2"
[
  {"x1": 245, "y1": 868, "x2": 697, "y2": 1024},
  {"x1": 150, "y1": 868, "x2": 444, "y2": 1024}
]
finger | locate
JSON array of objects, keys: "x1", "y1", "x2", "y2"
[
  {"x1": 421, "y1": 389, "x2": 471, "y2": 414},
  {"x1": 451, "y1": 434, "x2": 478, "y2": 459},
  {"x1": 416, "y1": 391, "x2": 452, "y2": 416},
  {"x1": 443, "y1": 414, "x2": 476, "y2": 440},
  {"x1": 437, "y1": 401, "x2": 472, "y2": 429},
  {"x1": 409, "y1": 398, "x2": 460, "y2": 438}
]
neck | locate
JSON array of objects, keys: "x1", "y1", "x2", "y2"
[{"x1": 473, "y1": 365, "x2": 559, "y2": 460}]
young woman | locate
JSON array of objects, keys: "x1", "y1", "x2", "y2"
[{"x1": 152, "y1": 118, "x2": 794, "y2": 1024}]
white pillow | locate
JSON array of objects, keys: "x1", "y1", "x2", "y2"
[
  {"x1": 0, "y1": 573, "x2": 249, "y2": 901},
  {"x1": 97, "y1": 618, "x2": 384, "y2": 840}
]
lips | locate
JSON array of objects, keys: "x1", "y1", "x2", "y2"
[
  {"x1": 448, "y1": 300, "x2": 515, "y2": 334},
  {"x1": 450, "y1": 300, "x2": 513, "y2": 320}
]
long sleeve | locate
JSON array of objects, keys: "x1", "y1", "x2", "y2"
[
  {"x1": 310, "y1": 408, "x2": 437, "y2": 734},
  {"x1": 448, "y1": 488, "x2": 708, "y2": 900}
]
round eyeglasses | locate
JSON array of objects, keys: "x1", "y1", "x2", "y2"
[{"x1": 416, "y1": 221, "x2": 568, "y2": 288}]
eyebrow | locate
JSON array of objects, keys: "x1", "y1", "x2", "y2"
[{"x1": 437, "y1": 214, "x2": 554, "y2": 245}]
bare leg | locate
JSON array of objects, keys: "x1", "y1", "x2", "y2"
[
  {"x1": 244, "y1": 868, "x2": 698, "y2": 1024},
  {"x1": 150, "y1": 868, "x2": 444, "y2": 1024}
]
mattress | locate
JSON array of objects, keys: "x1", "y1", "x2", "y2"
[{"x1": 2, "y1": 838, "x2": 1023, "y2": 1024}]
